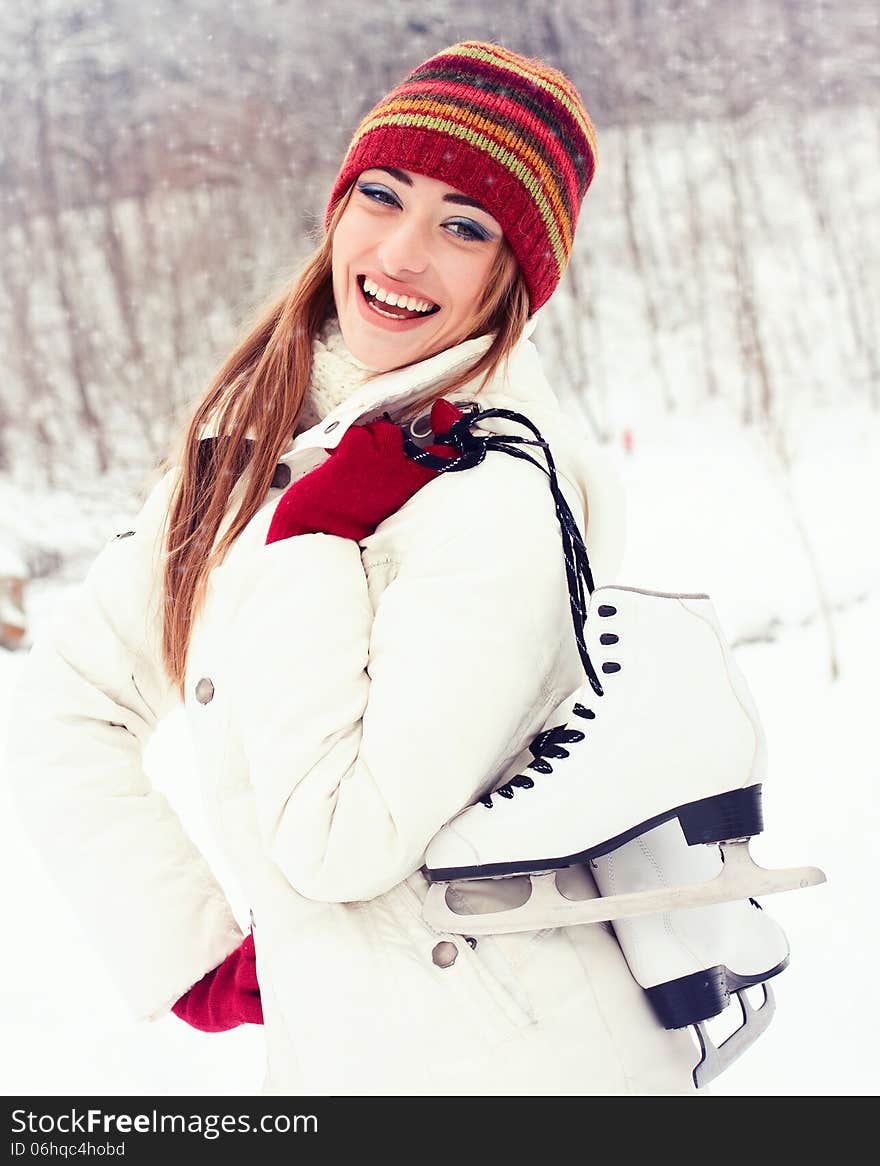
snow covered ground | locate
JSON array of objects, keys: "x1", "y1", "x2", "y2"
[{"x1": 0, "y1": 400, "x2": 876, "y2": 1096}]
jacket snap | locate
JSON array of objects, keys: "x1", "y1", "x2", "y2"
[
  {"x1": 409, "y1": 412, "x2": 433, "y2": 440},
  {"x1": 195, "y1": 677, "x2": 215, "y2": 704},
  {"x1": 271, "y1": 463, "x2": 291, "y2": 490},
  {"x1": 408, "y1": 399, "x2": 474, "y2": 443},
  {"x1": 431, "y1": 940, "x2": 458, "y2": 968}
]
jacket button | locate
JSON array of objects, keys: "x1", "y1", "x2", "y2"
[
  {"x1": 195, "y1": 677, "x2": 214, "y2": 704},
  {"x1": 271, "y1": 463, "x2": 291, "y2": 489},
  {"x1": 431, "y1": 941, "x2": 458, "y2": 968},
  {"x1": 324, "y1": 420, "x2": 340, "y2": 433}
]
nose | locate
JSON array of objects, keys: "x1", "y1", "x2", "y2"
[{"x1": 376, "y1": 211, "x2": 430, "y2": 277}]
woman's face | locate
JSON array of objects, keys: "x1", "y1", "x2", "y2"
[{"x1": 331, "y1": 167, "x2": 506, "y2": 371}]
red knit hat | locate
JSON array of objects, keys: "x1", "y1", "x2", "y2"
[{"x1": 324, "y1": 41, "x2": 597, "y2": 315}]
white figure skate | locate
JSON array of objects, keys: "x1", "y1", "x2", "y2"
[
  {"x1": 422, "y1": 586, "x2": 826, "y2": 933},
  {"x1": 589, "y1": 818, "x2": 791, "y2": 1086},
  {"x1": 422, "y1": 585, "x2": 824, "y2": 1086}
]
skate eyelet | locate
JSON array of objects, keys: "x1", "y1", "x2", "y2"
[
  {"x1": 599, "y1": 633, "x2": 619, "y2": 645},
  {"x1": 597, "y1": 604, "x2": 617, "y2": 617},
  {"x1": 602, "y1": 662, "x2": 621, "y2": 674}
]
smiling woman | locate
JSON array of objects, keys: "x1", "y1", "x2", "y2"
[
  {"x1": 5, "y1": 40, "x2": 722, "y2": 1098},
  {"x1": 332, "y1": 167, "x2": 509, "y2": 370}
]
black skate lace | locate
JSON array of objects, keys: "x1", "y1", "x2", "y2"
[
  {"x1": 399, "y1": 403, "x2": 603, "y2": 699},
  {"x1": 479, "y1": 722, "x2": 586, "y2": 808}
]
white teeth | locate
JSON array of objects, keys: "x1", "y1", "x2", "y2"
[
  {"x1": 370, "y1": 301, "x2": 411, "y2": 319},
  {"x1": 361, "y1": 277, "x2": 437, "y2": 314}
]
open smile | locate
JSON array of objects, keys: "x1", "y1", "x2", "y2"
[{"x1": 355, "y1": 274, "x2": 442, "y2": 331}]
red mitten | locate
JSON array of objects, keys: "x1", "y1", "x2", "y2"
[
  {"x1": 266, "y1": 398, "x2": 464, "y2": 544},
  {"x1": 171, "y1": 930, "x2": 263, "y2": 1034}
]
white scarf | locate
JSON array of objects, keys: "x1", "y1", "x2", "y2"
[{"x1": 295, "y1": 312, "x2": 375, "y2": 433}]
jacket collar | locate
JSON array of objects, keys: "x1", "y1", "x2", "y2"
[
  {"x1": 201, "y1": 316, "x2": 626, "y2": 587},
  {"x1": 277, "y1": 315, "x2": 627, "y2": 589},
  {"x1": 289, "y1": 315, "x2": 549, "y2": 453},
  {"x1": 200, "y1": 317, "x2": 549, "y2": 450}
]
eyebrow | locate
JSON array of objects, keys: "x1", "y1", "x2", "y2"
[{"x1": 368, "y1": 166, "x2": 493, "y2": 216}]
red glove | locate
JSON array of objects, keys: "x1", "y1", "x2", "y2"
[
  {"x1": 171, "y1": 931, "x2": 263, "y2": 1034},
  {"x1": 266, "y1": 398, "x2": 464, "y2": 544}
]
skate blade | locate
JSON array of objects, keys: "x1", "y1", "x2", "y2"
[
  {"x1": 692, "y1": 982, "x2": 776, "y2": 1088},
  {"x1": 422, "y1": 842, "x2": 826, "y2": 935}
]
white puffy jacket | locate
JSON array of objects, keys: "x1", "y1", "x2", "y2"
[{"x1": 6, "y1": 318, "x2": 699, "y2": 1094}]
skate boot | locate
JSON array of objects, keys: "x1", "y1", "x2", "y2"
[
  {"x1": 422, "y1": 586, "x2": 825, "y2": 935},
  {"x1": 589, "y1": 818, "x2": 790, "y2": 1085},
  {"x1": 591, "y1": 819, "x2": 790, "y2": 1026}
]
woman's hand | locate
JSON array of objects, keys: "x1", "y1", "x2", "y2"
[
  {"x1": 171, "y1": 930, "x2": 263, "y2": 1033},
  {"x1": 266, "y1": 398, "x2": 464, "y2": 544}
]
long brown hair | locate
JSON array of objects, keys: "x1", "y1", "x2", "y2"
[{"x1": 161, "y1": 187, "x2": 531, "y2": 695}]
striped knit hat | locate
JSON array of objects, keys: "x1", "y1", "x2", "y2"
[{"x1": 324, "y1": 41, "x2": 597, "y2": 315}]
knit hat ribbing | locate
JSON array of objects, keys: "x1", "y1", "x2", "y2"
[{"x1": 324, "y1": 41, "x2": 597, "y2": 315}]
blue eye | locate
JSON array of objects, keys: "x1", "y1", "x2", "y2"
[
  {"x1": 356, "y1": 183, "x2": 492, "y2": 242},
  {"x1": 446, "y1": 219, "x2": 490, "y2": 242},
  {"x1": 357, "y1": 183, "x2": 400, "y2": 207}
]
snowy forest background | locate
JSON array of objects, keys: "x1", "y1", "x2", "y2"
[{"x1": 0, "y1": 0, "x2": 877, "y2": 1097}]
